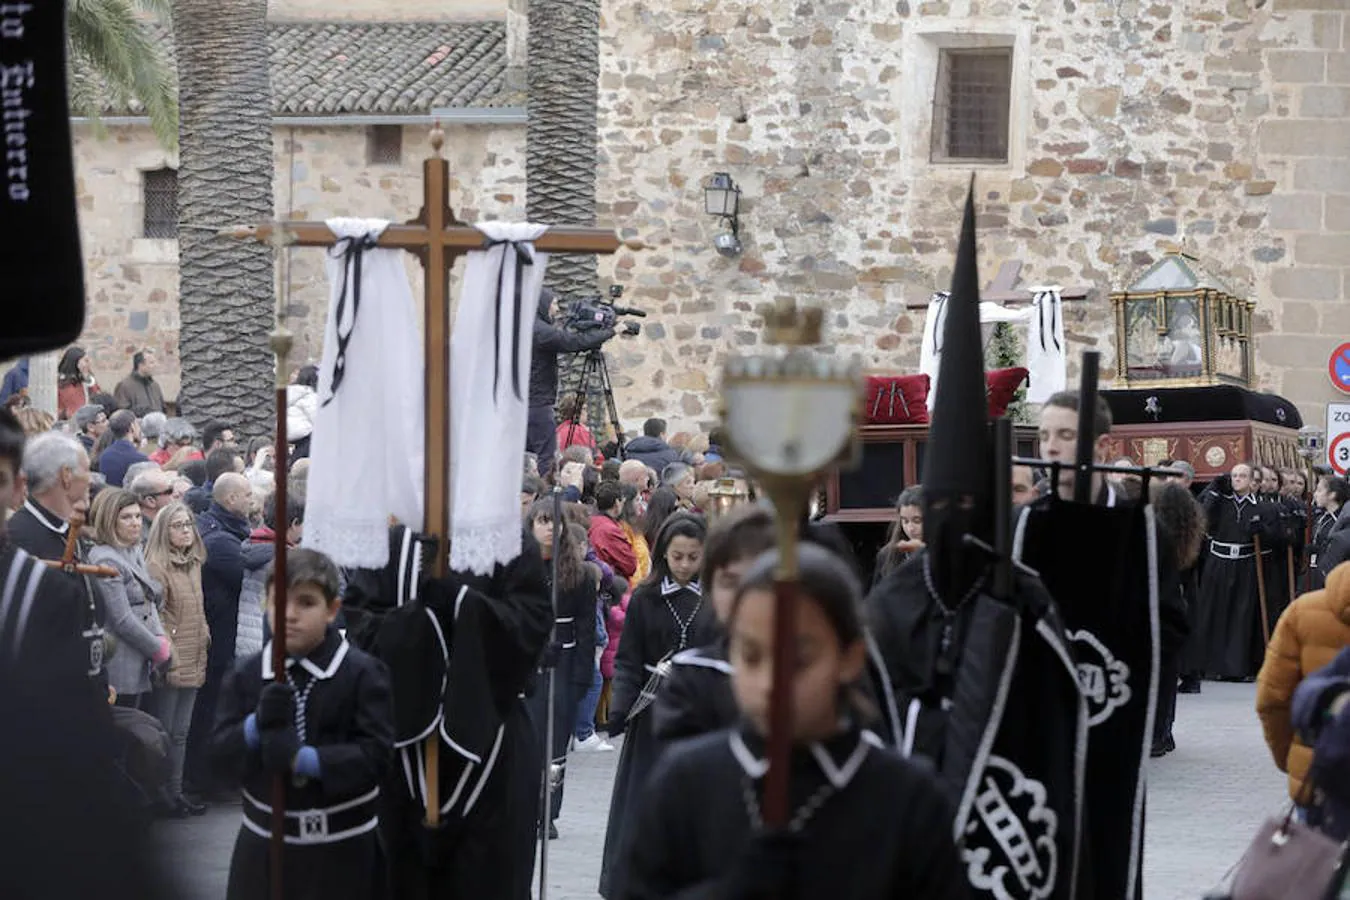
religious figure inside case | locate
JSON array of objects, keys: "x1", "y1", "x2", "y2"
[{"x1": 1112, "y1": 254, "x2": 1254, "y2": 390}]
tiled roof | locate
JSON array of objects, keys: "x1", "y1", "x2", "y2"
[
  {"x1": 271, "y1": 22, "x2": 506, "y2": 114},
  {"x1": 80, "y1": 21, "x2": 508, "y2": 116}
]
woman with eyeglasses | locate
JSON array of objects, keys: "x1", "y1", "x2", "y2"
[
  {"x1": 88, "y1": 489, "x2": 171, "y2": 712},
  {"x1": 145, "y1": 501, "x2": 210, "y2": 817}
]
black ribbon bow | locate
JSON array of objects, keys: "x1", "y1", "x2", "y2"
[
  {"x1": 322, "y1": 232, "x2": 380, "y2": 407},
  {"x1": 486, "y1": 238, "x2": 536, "y2": 404}
]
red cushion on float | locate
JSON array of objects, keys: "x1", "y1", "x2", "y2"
[
  {"x1": 863, "y1": 374, "x2": 930, "y2": 425},
  {"x1": 986, "y1": 367, "x2": 1028, "y2": 417}
]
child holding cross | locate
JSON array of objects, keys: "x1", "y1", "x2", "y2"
[{"x1": 210, "y1": 548, "x2": 394, "y2": 900}]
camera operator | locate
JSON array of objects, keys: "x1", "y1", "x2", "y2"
[{"x1": 530, "y1": 288, "x2": 614, "y2": 477}]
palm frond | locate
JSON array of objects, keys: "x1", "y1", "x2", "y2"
[{"x1": 67, "y1": 0, "x2": 178, "y2": 150}]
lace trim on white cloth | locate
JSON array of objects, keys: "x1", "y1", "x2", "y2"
[
  {"x1": 303, "y1": 514, "x2": 394, "y2": 570},
  {"x1": 448, "y1": 517, "x2": 523, "y2": 579}
]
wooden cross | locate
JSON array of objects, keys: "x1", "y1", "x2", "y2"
[
  {"x1": 226, "y1": 124, "x2": 637, "y2": 829},
  {"x1": 225, "y1": 124, "x2": 636, "y2": 580},
  {"x1": 904, "y1": 260, "x2": 1094, "y2": 309},
  {"x1": 40, "y1": 512, "x2": 117, "y2": 579}
]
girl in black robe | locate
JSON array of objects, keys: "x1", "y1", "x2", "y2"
[
  {"x1": 871, "y1": 485, "x2": 924, "y2": 588},
  {"x1": 523, "y1": 499, "x2": 600, "y2": 832},
  {"x1": 211, "y1": 550, "x2": 395, "y2": 900},
  {"x1": 652, "y1": 506, "x2": 775, "y2": 744},
  {"x1": 600, "y1": 511, "x2": 713, "y2": 897},
  {"x1": 618, "y1": 543, "x2": 967, "y2": 900}
]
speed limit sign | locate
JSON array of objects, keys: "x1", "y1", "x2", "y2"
[{"x1": 1329, "y1": 402, "x2": 1350, "y2": 474}]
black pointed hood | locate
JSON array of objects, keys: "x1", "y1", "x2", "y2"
[{"x1": 922, "y1": 181, "x2": 990, "y2": 500}]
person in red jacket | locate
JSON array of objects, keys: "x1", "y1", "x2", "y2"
[
  {"x1": 57, "y1": 346, "x2": 101, "y2": 420},
  {"x1": 589, "y1": 481, "x2": 637, "y2": 581},
  {"x1": 556, "y1": 395, "x2": 598, "y2": 459}
]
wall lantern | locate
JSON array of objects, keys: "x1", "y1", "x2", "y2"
[{"x1": 704, "y1": 172, "x2": 743, "y2": 257}]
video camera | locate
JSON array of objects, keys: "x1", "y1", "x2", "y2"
[{"x1": 564, "y1": 285, "x2": 646, "y2": 337}]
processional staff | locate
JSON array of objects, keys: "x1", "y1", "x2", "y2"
[
  {"x1": 226, "y1": 125, "x2": 640, "y2": 829},
  {"x1": 261, "y1": 216, "x2": 296, "y2": 900},
  {"x1": 717, "y1": 299, "x2": 860, "y2": 825}
]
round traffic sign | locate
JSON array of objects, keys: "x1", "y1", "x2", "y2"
[
  {"x1": 1330, "y1": 343, "x2": 1350, "y2": 395},
  {"x1": 1332, "y1": 432, "x2": 1350, "y2": 476}
]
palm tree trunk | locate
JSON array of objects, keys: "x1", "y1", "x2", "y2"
[
  {"x1": 526, "y1": 0, "x2": 603, "y2": 424},
  {"x1": 173, "y1": 0, "x2": 274, "y2": 438}
]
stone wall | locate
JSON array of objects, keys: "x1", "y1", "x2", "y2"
[
  {"x1": 72, "y1": 122, "x2": 524, "y2": 412},
  {"x1": 73, "y1": 126, "x2": 182, "y2": 399},
  {"x1": 596, "y1": 0, "x2": 1350, "y2": 435}
]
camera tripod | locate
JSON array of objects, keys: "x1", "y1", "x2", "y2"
[{"x1": 561, "y1": 348, "x2": 627, "y2": 460}]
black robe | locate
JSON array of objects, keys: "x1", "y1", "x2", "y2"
[
  {"x1": 1014, "y1": 498, "x2": 1165, "y2": 900},
  {"x1": 528, "y1": 572, "x2": 600, "y2": 822},
  {"x1": 868, "y1": 552, "x2": 1088, "y2": 900},
  {"x1": 1254, "y1": 494, "x2": 1296, "y2": 633},
  {"x1": 1195, "y1": 491, "x2": 1263, "y2": 678},
  {"x1": 866, "y1": 553, "x2": 975, "y2": 764},
  {"x1": 651, "y1": 635, "x2": 907, "y2": 752},
  {"x1": 370, "y1": 529, "x2": 553, "y2": 900},
  {"x1": 6, "y1": 499, "x2": 108, "y2": 684},
  {"x1": 1310, "y1": 508, "x2": 1339, "y2": 591},
  {"x1": 0, "y1": 542, "x2": 180, "y2": 900},
  {"x1": 651, "y1": 639, "x2": 739, "y2": 744},
  {"x1": 617, "y1": 725, "x2": 970, "y2": 900},
  {"x1": 601, "y1": 577, "x2": 718, "y2": 898},
  {"x1": 210, "y1": 628, "x2": 395, "y2": 900}
]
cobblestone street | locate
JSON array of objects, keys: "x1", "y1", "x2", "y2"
[{"x1": 161, "y1": 682, "x2": 1286, "y2": 899}]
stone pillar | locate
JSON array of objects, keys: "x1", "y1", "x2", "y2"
[
  {"x1": 26, "y1": 351, "x2": 59, "y2": 417},
  {"x1": 504, "y1": 0, "x2": 528, "y2": 92}
]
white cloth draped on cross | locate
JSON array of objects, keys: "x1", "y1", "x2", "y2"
[
  {"x1": 448, "y1": 222, "x2": 549, "y2": 575},
  {"x1": 302, "y1": 219, "x2": 549, "y2": 574},
  {"x1": 920, "y1": 289, "x2": 1053, "y2": 412},
  {"x1": 303, "y1": 218, "x2": 425, "y2": 569},
  {"x1": 919, "y1": 291, "x2": 950, "y2": 412},
  {"x1": 1025, "y1": 285, "x2": 1066, "y2": 404}
]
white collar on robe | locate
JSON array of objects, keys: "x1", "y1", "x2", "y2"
[
  {"x1": 728, "y1": 728, "x2": 883, "y2": 790},
  {"x1": 260, "y1": 636, "x2": 350, "y2": 681}
]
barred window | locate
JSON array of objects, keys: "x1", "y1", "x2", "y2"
[
  {"x1": 367, "y1": 125, "x2": 403, "y2": 165},
  {"x1": 142, "y1": 168, "x2": 178, "y2": 239},
  {"x1": 931, "y1": 49, "x2": 1013, "y2": 163}
]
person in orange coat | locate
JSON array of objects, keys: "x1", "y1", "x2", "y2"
[{"x1": 1256, "y1": 560, "x2": 1350, "y2": 803}]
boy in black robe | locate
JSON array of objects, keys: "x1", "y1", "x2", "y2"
[{"x1": 211, "y1": 548, "x2": 395, "y2": 900}]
